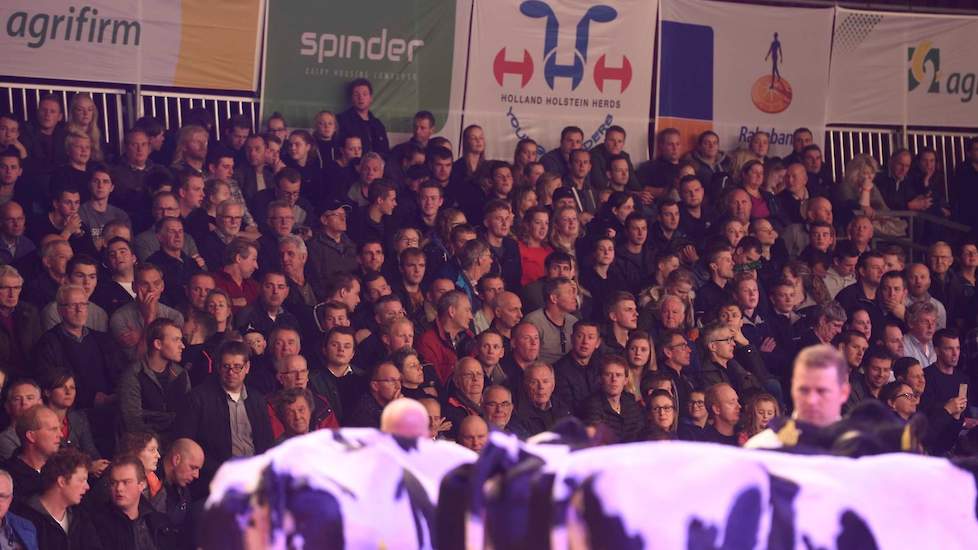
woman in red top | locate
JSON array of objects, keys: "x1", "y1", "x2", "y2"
[{"x1": 517, "y1": 206, "x2": 553, "y2": 286}]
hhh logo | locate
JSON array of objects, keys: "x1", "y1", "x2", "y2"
[
  {"x1": 492, "y1": 1, "x2": 632, "y2": 92},
  {"x1": 908, "y1": 41, "x2": 940, "y2": 93}
]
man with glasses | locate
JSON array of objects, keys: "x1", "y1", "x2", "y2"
[
  {"x1": 253, "y1": 168, "x2": 312, "y2": 238},
  {"x1": 268, "y1": 354, "x2": 338, "y2": 440},
  {"x1": 483, "y1": 385, "x2": 515, "y2": 432},
  {"x1": 197, "y1": 199, "x2": 247, "y2": 273},
  {"x1": 134, "y1": 192, "x2": 201, "y2": 262},
  {"x1": 658, "y1": 330, "x2": 696, "y2": 416},
  {"x1": 175, "y1": 340, "x2": 273, "y2": 497},
  {"x1": 695, "y1": 323, "x2": 761, "y2": 399},
  {"x1": 40, "y1": 254, "x2": 108, "y2": 331},
  {"x1": 117, "y1": 318, "x2": 190, "y2": 441},
  {"x1": 35, "y1": 283, "x2": 122, "y2": 411},
  {"x1": 347, "y1": 362, "x2": 402, "y2": 428}
]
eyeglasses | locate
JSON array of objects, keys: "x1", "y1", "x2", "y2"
[
  {"x1": 711, "y1": 337, "x2": 735, "y2": 345},
  {"x1": 58, "y1": 302, "x2": 89, "y2": 310},
  {"x1": 485, "y1": 400, "x2": 513, "y2": 409},
  {"x1": 220, "y1": 364, "x2": 247, "y2": 373},
  {"x1": 667, "y1": 342, "x2": 691, "y2": 350},
  {"x1": 689, "y1": 400, "x2": 706, "y2": 407},
  {"x1": 895, "y1": 392, "x2": 919, "y2": 401},
  {"x1": 458, "y1": 373, "x2": 482, "y2": 381},
  {"x1": 0, "y1": 285, "x2": 23, "y2": 292},
  {"x1": 651, "y1": 405, "x2": 675, "y2": 413},
  {"x1": 220, "y1": 215, "x2": 244, "y2": 222}
]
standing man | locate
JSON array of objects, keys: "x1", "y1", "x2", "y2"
[{"x1": 337, "y1": 79, "x2": 389, "y2": 156}]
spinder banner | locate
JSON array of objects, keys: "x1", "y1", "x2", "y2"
[
  {"x1": 0, "y1": 0, "x2": 263, "y2": 90},
  {"x1": 261, "y1": 0, "x2": 469, "y2": 145},
  {"x1": 827, "y1": 8, "x2": 978, "y2": 127},
  {"x1": 657, "y1": 0, "x2": 833, "y2": 157},
  {"x1": 465, "y1": 0, "x2": 656, "y2": 160}
]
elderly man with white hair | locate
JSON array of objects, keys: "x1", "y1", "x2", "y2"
[{"x1": 380, "y1": 398, "x2": 431, "y2": 439}]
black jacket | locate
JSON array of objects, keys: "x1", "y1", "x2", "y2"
[
  {"x1": 173, "y1": 378, "x2": 273, "y2": 496},
  {"x1": 553, "y1": 352, "x2": 602, "y2": 416},
  {"x1": 337, "y1": 108, "x2": 390, "y2": 156},
  {"x1": 20, "y1": 495, "x2": 103, "y2": 550},
  {"x1": 583, "y1": 392, "x2": 646, "y2": 443},
  {"x1": 89, "y1": 498, "x2": 177, "y2": 550},
  {"x1": 510, "y1": 396, "x2": 574, "y2": 439},
  {"x1": 0, "y1": 302, "x2": 43, "y2": 378}
]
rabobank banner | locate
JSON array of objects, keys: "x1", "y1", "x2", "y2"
[
  {"x1": 827, "y1": 8, "x2": 978, "y2": 127},
  {"x1": 465, "y1": 0, "x2": 656, "y2": 161},
  {"x1": 657, "y1": 0, "x2": 833, "y2": 158},
  {"x1": 261, "y1": 0, "x2": 469, "y2": 145},
  {"x1": 0, "y1": 0, "x2": 263, "y2": 90}
]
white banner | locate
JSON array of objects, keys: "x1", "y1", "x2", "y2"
[
  {"x1": 465, "y1": 0, "x2": 656, "y2": 161},
  {"x1": 0, "y1": 0, "x2": 263, "y2": 90},
  {"x1": 656, "y1": 0, "x2": 834, "y2": 157},
  {"x1": 827, "y1": 8, "x2": 978, "y2": 127}
]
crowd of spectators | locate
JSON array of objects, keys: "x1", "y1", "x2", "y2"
[{"x1": 0, "y1": 77, "x2": 976, "y2": 547}]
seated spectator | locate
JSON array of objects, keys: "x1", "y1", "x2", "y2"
[
  {"x1": 197, "y1": 199, "x2": 247, "y2": 272},
  {"x1": 40, "y1": 255, "x2": 107, "y2": 331},
  {"x1": 35, "y1": 284, "x2": 123, "y2": 413},
  {"x1": 903, "y1": 301, "x2": 939, "y2": 369},
  {"x1": 19, "y1": 447, "x2": 97, "y2": 549},
  {"x1": 0, "y1": 266, "x2": 42, "y2": 378},
  {"x1": 701, "y1": 382, "x2": 741, "y2": 446},
  {"x1": 174, "y1": 341, "x2": 273, "y2": 496},
  {"x1": 583, "y1": 355, "x2": 645, "y2": 443},
  {"x1": 524, "y1": 277, "x2": 579, "y2": 364},
  {"x1": 844, "y1": 346, "x2": 893, "y2": 413},
  {"x1": 109, "y1": 263, "x2": 184, "y2": 361},
  {"x1": 90, "y1": 237, "x2": 136, "y2": 316},
  {"x1": 111, "y1": 431, "x2": 165, "y2": 512},
  {"x1": 680, "y1": 390, "x2": 709, "y2": 441},
  {"x1": 90, "y1": 455, "x2": 175, "y2": 548},
  {"x1": 79, "y1": 164, "x2": 130, "y2": 249},
  {"x1": 881, "y1": 381, "x2": 918, "y2": 423},
  {"x1": 0, "y1": 201, "x2": 35, "y2": 265},
  {"x1": 267, "y1": 355, "x2": 338, "y2": 440},
  {"x1": 644, "y1": 389, "x2": 679, "y2": 441},
  {"x1": 37, "y1": 370, "x2": 105, "y2": 474},
  {"x1": 418, "y1": 290, "x2": 475, "y2": 385},
  {"x1": 347, "y1": 361, "x2": 402, "y2": 428},
  {"x1": 22, "y1": 238, "x2": 72, "y2": 310},
  {"x1": 28, "y1": 184, "x2": 96, "y2": 257},
  {"x1": 0, "y1": 380, "x2": 42, "y2": 460},
  {"x1": 117, "y1": 318, "x2": 190, "y2": 441},
  {"x1": 0, "y1": 467, "x2": 37, "y2": 548},
  {"x1": 920, "y1": 329, "x2": 968, "y2": 455},
  {"x1": 3, "y1": 405, "x2": 62, "y2": 507},
  {"x1": 694, "y1": 244, "x2": 735, "y2": 321},
  {"x1": 210, "y1": 238, "x2": 260, "y2": 314},
  {"x1": 133, "y1": 192, "x2": 200, "y2": 262},
  {"x1": 457, "y1": 416, "x2": 489, "y2": 453},
  {"x1": 695, "y1": 323, "x2": 762, "y2": 399},
  {"x1": 483, "y1": 385, "x2": 516, "y2": 432},
  {"x1": 146, "y1": 217, "x2": 202, "y2": 308},
  {"x1": 234, "y1": 271, "x2": 299, "y2": 338},
  {"x1": 510, "y1": 362, "x2": 571, "y2": 438},
  {"x1": 442, "y1": 358, "x2": 485, "y2": 439},
  {"x1": 553, "y1": 321, "x2": 602, "y2": 416},
  {"x1": 159, "y1": 438, "x2": 204, "y2": 545}
]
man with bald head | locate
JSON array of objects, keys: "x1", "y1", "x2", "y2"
[
  {"x1": 457, "y1": 415, "x2": 489, "y2": 452},
  {"x1": 161, "y1": 438, "x2": 204, "y2": 546},
  {"x1": 380, "y1": 398, "x2": 430, "y2": 439},
  {"x1": 724, "y1": 188, "x2": 752, "y2": 226},
  {"x1": 490, "y1": 291, "x2": 523, "y2": 347},
  {"x1": 782, "y1": 195, "x2": 833, "y2": 258}
]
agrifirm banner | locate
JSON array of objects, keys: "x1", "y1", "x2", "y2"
[
  {"x1": 465, "y1": 0, "x2": 656, "y2": 161},
  {"x1": 0, "y1": 0, "x2": 263, "y2": 90},
  {"x1": 261, "y1": 0, "x2": 469, "y2": 146},
  {"x1": 827, "y1": 8, "x2": 978, "y2": 127},
  {"x1": 656, "y1": 0, "x2": 833, "y2": 158}
]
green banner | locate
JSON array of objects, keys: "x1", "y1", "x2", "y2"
[{"x1": 262, "y1": 0, "x2": 458, "y2": 133}]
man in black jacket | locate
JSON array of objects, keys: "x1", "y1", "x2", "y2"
[
  {"x1": 553, "y1": 321, "x2": 603, "y2": 416},
  {"x1": 336, "y1": 79, "x2": 390, "y2": 156},
  {"x1": 159, "y1": 438, "x2": 203, "y2": 549},
  {"x1": 583, "y1": 355, "x2": 645, "y2": 443},
  {"x1": 0, "y1": 265, "x2": 43, "y2": 379},
  {"x1": 20, "y1": 447, "x2": 101, "y2": 550},
  {"x1": 510, "y1": 363, "x2": 573, "y2": 439},
  {"x1": 173, "y1": 341, "x2": 273, "y2": 499},
  {"x1": 91, "y1": 456, "x2": 176, "y2": 549}
]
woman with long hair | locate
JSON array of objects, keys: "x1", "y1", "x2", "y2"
[
  {"x1": 644, "y1": 389, "x2": 679, "y2": 441},
  {"x1": 116, "y1": 431, "x2": 166, "y2": 512},
  {"x1": 517, "y1": 206, "x2": 553, "y2": 286},
  {"x1": 312, "y1": 110, "x2": 340, "y2": 166},
  {"x1": 68, "y1": 93, "x2": 105, "y2": 162},
  {"x1": 511, "y1": 185, "x2": 539, "y2": 226},
  {"x1": 837, "y1": 153, "x2": 906, "y2": 237},
  {"x1": 626, "y1": 331, "x2": 656, "y2": 404},
  {"x1": 535, "y1": 172, "x2": 563, "y2": 209},
  {"x1": 578, "y1": 235, "x2": 625, "y2": 312},
  {"x1": 737, "y1": 393, "x2": 780, "y2": 445},
  {"x1": 549, "y1": 205, "x2": 581, "y2": 257},
  {"x1": 782, "y1": 260, "x2": 831, "y2": 314},
  {"x1": 740, "y1": 159, "x2": 781, "y2": 223},
  {"x1": 586, "y1": 191, "x2": 634, "y2": 244},
  {"x1": 456, "y1": 125, "x2": 488, "y2": 184},
  {"x1": 512, "y1": 138, "x2": 539, "y2": 186}
]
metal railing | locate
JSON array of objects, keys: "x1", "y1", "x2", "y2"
[
  {"x1": 825, "y1": 126, "x2": 895, "y2": 184},
  {"x1": 138, "y1": 90, "x2": 260, "y2": 136},
  {"x1": 0, "y1": 81, "x2": 128, "y2": 156}
]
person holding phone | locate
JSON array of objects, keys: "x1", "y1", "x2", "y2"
[{"x1": 920, "y1": 328, "x2": 972, "y2": 455}]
